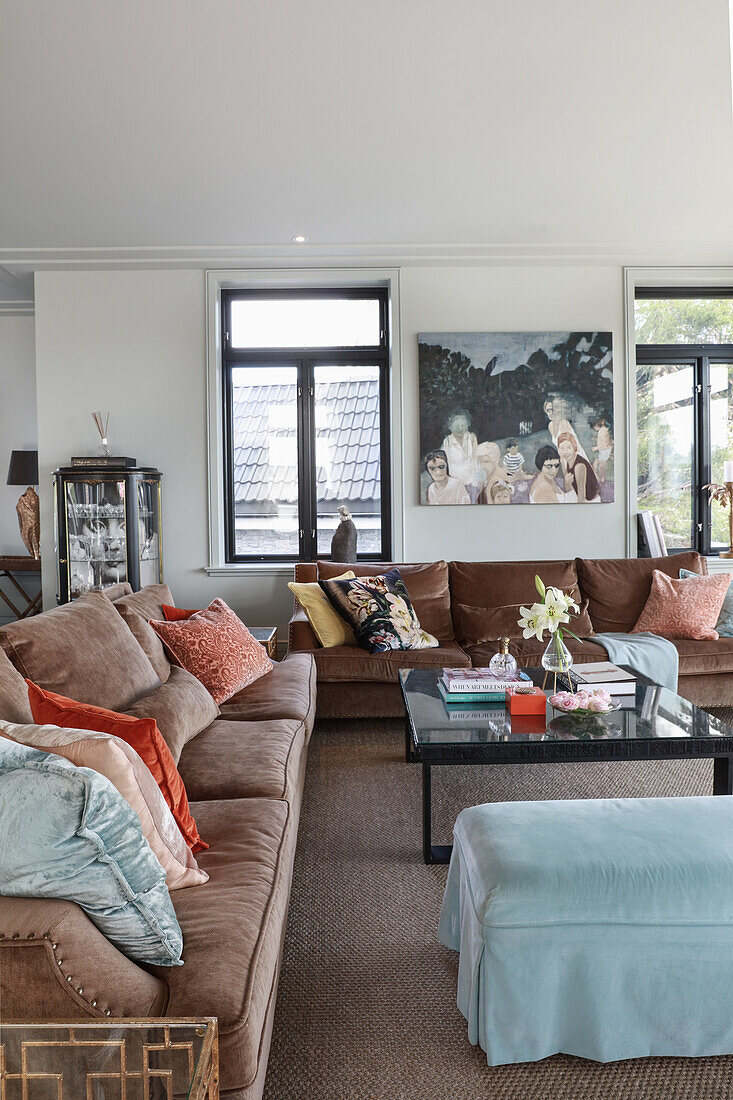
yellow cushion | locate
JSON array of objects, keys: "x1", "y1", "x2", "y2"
[{"x1": 288, "y1": 571, "x2": 358, "y2": 647}]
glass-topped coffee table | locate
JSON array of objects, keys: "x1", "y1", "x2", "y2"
[
  {"x1": 400, "y1": 667, "x2": 733, "y2": 864},
  {"x1": 0, "y1": 1019, "x2": 219, "y2": 1098}
]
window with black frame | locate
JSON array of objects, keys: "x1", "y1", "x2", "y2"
[
  {"x1": 221, "y1": 288, "x2": 391, "y2": 563},
  {"x1": 635, "y1": 289, "x2": 733, "y2": 554}
]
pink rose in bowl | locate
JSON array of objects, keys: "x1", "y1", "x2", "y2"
[
  {"x1": 549, "y1": 692, "x2": 580, "y2": 711},
  {"x1": 587, "y1": 689, "x2": 614, "y2": 713},
  {"x1": 549, "y1": 687, "x2": 616, "y2": 714}
]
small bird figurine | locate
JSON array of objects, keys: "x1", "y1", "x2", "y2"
[{"x1": 330, "y1": 505, "x2": 358, "y2": 562}]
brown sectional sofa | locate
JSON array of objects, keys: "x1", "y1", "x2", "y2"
[
  {"x1": 289, "y1": 552, "x2": 733, "y2": 716},
  {"x1": 0, "y1": 582, "x2": 316, "y2": 1100}
]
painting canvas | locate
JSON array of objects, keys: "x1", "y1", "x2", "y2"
[{"x1": 418, "y1": 332, "x2": 614, "y2": 506}]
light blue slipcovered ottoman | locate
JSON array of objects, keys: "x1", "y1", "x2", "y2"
[{"x1": 439, "y1": 797, "x2": 733, "y2": 1065}]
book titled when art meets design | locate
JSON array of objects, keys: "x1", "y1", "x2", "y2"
[{"x1": 441, "y1": 668, "x2": 530, "y2": 694}]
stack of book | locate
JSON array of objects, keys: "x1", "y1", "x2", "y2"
[
  {"x1": 438, "y1": 667, "x2": 531, "y2": 708},
  {"x1": 557, "y1": 662, "x2": 636, "y2": 696}
]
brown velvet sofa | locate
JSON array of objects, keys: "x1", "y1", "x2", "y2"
[
  {"x1": 289, "y1": 553, "x2": 733, "y2": 716},
  {"x1": 0, "y1": 582, "x2": 316, "y2": 1100}
]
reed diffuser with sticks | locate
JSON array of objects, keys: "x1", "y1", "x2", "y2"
[{"x1": 92, "y1": 411, "x2": 111, "y2": 458}]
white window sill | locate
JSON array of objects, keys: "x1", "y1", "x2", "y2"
[{"x1": 205, "y1": 563, "x2": 295, "y2": 577}]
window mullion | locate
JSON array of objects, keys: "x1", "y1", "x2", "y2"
[
  {"x1": 223, "y1": 363, "x2": 236, "y2": 562},
  {"x1": 698, "y1": 356, "x2": 712, "y2": 555},
  {"x1": 378, "y1": 357, "x2": 391, "y2": 559},
  {"x1": 297, "y1": 361, "x2": 317, "y2": 560}
]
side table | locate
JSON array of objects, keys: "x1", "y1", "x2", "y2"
[
  {"x1": 251, "y1": 626, "x2": 278, "y2": 660},
  {"x1": 0, "y1": 1018, "x2": 219, "y2": 1098},
  {"x1": 0, "y1": 556, "x2": 42, "y2": 620}
]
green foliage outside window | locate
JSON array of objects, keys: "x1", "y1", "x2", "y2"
[
  {"x1": 636, "y1": 296, "x2": 733, "y2": 552},
  {"x1": 636, "y1": 362, "x2": 692, "y2": 548},
  {"x1": 636, "y1": 298, "x2": 733, "y2": 344}
]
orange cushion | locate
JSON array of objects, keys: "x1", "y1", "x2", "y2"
[
  {"x1": 161, "y1": 604, "x2": 197, "y2": 622},
  {"x1": 632, "y1": 569, "x2": 732, "y2": 641},
  {"x1": 149, "y1": 598, "x2": 273, "y2": 704},
  {"x1": 26, "y1": 680, "x2": 207, "y2": 853}
]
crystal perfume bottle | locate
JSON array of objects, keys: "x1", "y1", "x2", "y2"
[{"x1": 489, "y1": 637, "x2": 518, "y2": 678}]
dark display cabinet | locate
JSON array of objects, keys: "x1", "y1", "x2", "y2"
[{"x1": 54, "y1": 466, "x2": 162, "y2": 604}]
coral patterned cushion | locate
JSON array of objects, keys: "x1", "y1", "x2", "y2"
[
  {"x1": 26, "y1": 680, "x2": 208, "y2": 853},
  {"x1": 632, "y1": 569, "x2": 732, "y2": 641},
  {"x1": 150, "y1": 598, "x2": 273, "y2": 704}
]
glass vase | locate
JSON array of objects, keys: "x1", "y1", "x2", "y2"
[{"x1": 541, "y1": 631, "x2": 573, "y2": 692}]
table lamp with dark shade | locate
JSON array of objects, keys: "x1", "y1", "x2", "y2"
[{"x1": 7, "y1": 450, "x2": 40, "y2": 559}]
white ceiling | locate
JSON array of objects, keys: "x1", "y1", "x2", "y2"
[{"x1": 1, "y1": 0, "x2": 733, "y2": 264}]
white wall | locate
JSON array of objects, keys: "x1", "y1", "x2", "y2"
[
  {"x1": 34, "y1": 269, "x2": 293, "y2": 632},
  {"x1": 399, "y1": 265, "x2": 625, "y2": 561},
  {"x1": 34, "y1": 265, "x2": 626, "y2": 635},
  {"x1": 0, "y1": 315, "x2": 39, "y2": 619}
]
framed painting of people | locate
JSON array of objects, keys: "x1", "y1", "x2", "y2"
[{"x1": 418, "y1": 332, "x2": 614, "y2": 506}]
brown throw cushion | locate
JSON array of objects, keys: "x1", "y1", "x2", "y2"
[
  {"x1": 450, "y1": 560, "x2": 579, "y2": 610},
  {"x1": 576, "y1": 552, "x2": 706, "y2": 633},
  {"x1": 0, "y1": 646, "x2": 32, "y2": 723},
  {"x1": 0, "y1": 591, "x2": 159, "y2": 712},
  {"x1": 125, "y1": 666, "x2": 220, "y2": 763},
  {"x1": 454, "y1": 599, "x2": 594, "y2": 648},
  {"x1": 113, "y1": 584, "x2": 175, "y2": 683},
  {"x1": 450, "y1": 561, "x2": 581, "y2": 645},
  {"x1": 316, "y1": 561, "x2": 454, "y2": 640}
]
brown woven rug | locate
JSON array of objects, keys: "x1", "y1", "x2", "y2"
[{"x1": 264, "y1": 710, "x2": 733, "y2": 1100}]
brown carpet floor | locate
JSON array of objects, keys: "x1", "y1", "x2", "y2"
[{"x1": 264, "y1": 711, "x2": 733, "y2": 1100}]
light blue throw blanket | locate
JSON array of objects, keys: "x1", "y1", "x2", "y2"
[{"x1": 592, "y1": 631, "x2": 679, "y2": 691}]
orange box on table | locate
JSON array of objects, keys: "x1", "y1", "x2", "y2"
[{"x1": 505, "y1": 685, "x2": 546, "y2": 715}]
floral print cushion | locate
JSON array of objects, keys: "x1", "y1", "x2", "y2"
[{"x1": 318, "y1": 569, "x2": 439, "y2": 654}]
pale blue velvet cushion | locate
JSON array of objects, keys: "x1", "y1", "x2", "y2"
[
  {"x1": 680, "y1": 566, "x2": 733, "y2": 636},
  {"x1": 0, "y1": 738, "x2": 183, "y2": 966},
  {"x1": 440, "y1": 797, "x2": 733, "y2": 1064}
]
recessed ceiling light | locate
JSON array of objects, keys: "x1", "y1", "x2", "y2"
[{"x1": 291, "y1": 235, "x2": 307, "y2": 243}]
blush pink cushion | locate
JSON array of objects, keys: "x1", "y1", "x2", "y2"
[
  {"x1": 632, "y1": 569, "x2": 732, "y2": 640},
  {"x1": 149, "y1": 598, "x2": 273, "y2": 704},
  {"x1": 0, "y1": 720, "x2": 208, "y2": 891}
]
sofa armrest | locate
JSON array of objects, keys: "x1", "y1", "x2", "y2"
[
  {"x1": 0, "y1": 897, "x2": 168, "y2": 1019},
  {"x1": 288, "y1": 606, "x2": 319, "y2": 652}
]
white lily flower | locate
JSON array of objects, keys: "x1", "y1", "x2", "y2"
[
  {"x1": 543, "y1": 600, "x2": 570, "y2": 633},
  {"x1": 518, "y1": 603, "x2": 549, "y2": 641},
  {"x1": 544, "y1": 586, "x2": 578, "y2": 617}
]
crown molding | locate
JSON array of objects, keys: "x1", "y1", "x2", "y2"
[{"x1": 2, "y1": 240, "x2": 733, "y2": 272}]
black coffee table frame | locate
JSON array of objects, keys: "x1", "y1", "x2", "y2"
[{"x1": 400, "y1": 668, "x2": 733, "y2": 865}]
